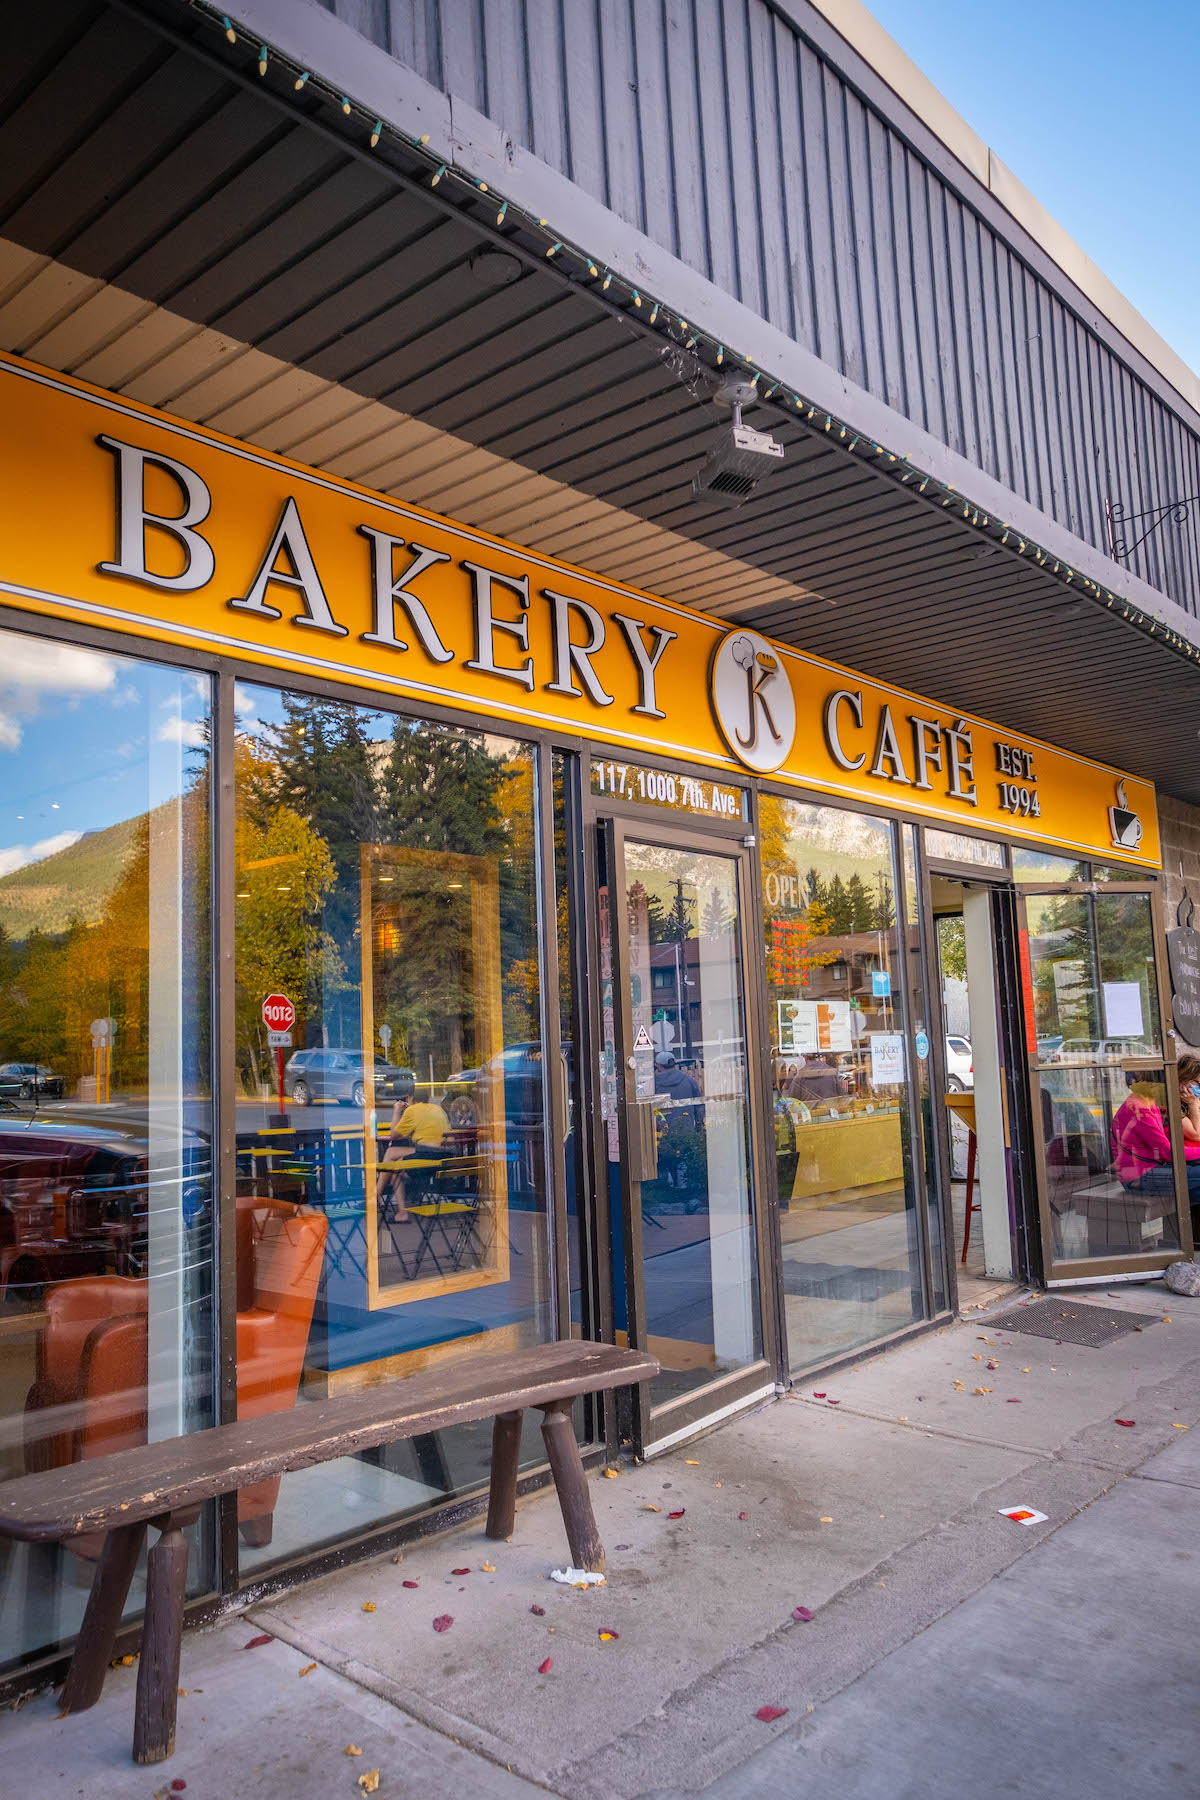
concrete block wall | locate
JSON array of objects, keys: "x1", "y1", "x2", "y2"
[{"x1": 1158, "y1": 795, "x2": 1200, "y2": 928}]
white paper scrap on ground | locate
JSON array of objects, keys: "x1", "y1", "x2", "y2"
[
  {"x1": 550, "y1": 1567, "x2": 607, "y2": 1585},
  {"x1": 998, "y1": 1505, "x2": 1048, "y2": 1525}
]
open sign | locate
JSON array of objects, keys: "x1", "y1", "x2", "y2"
[{"x1": 261, "y1": 993, "x2": 296, "y2": 1032}]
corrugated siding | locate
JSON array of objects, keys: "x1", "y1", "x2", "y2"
[{"x1": 317, "y1": 0, "x2": 1200, "y2": 616}]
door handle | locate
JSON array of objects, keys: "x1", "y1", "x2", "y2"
[
  {"x1": 557, "y1": 1049, "x2": 570, "y2": 1148},
  {"x1": 627, "y1": 1099, "x2": 659, "y2": 1183}
]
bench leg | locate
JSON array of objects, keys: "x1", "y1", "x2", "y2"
[
  {"x1": 538, "y1": 1398, "x2": 605, "y2": 1575},
  {"x1": 486, "y1": 1409, "x2": 524, "y2": 1540},
  {"x1": 132, "y1": 1510, "x2": 196, "y2": 1764},
  {"x1": 59, "y1": 1521, "x2": 147, "y2": 1714}
]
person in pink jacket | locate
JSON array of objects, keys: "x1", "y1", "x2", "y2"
[{"x1": 1111, "y1": 1070, "x2": 1200, "y2": 1232}]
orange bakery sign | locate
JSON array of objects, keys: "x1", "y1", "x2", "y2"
[{"x1": 0, "y1": 351, "x2": 1159, "y2": 867}]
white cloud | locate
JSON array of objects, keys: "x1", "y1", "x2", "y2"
[
  {"x1": 0, "y1": 829, "x2": 83, "y2": 878},
  {"x1": 157, "y1": 714, "x2": 206, "y2": 748},
  {"x1": 0, "y1": 636, "x2": 121, "y2": 752},
  {"x1": 1, "y1": 638, "x2": 118, "y2": 696}
]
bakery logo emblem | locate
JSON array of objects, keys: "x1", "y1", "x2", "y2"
[
  {"x1": 710, "y1": 628, "x2": 797, "y2": 773},
  {"x1": 1108, "y1": 778, "x2": 1143, "y2": 851}
]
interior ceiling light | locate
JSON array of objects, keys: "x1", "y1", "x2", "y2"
[{"x1": 691, "y1": 376, "x2": 784, "y2": 509}]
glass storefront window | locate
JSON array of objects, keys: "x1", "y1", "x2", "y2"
[
  {"x1": 1012, "y1": 849, "x2": 1089, "y2": 883},
  {"x1": 1091, "y1": 863, "x2": 1155, "y2": 883},
  {"x1": 1026, "y1": 889, "x2": 1181, "y2": 1261},
  {"x1": 0, "y1": 630, "x2": 212, "y2": 1673},
  {"x1": 925, "y1": 829, "x2": 1006, "y2": 868},
  {"x1": 760, "y1": 796, "x2": 924, "y2": 1370},
  {"x1": 233, "y1": 686, "x2": 552, "y2": 1568}
]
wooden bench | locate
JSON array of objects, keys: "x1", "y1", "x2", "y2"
[{"x1": 0, "y1": 1338, "x2": 657, "y2": 1765}]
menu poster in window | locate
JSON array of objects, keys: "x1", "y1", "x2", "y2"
[
  {"x1": 817, "y1": 1000, "x2": 853, "y2": 1052},
  {"x1": 868, "y1": 1033, "x2": 906, "y2": 1085},
  {"x1": 779, "y1": 999, "x2": 818, "y2": 1053}
]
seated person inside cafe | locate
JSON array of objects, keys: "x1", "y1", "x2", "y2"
[
  {"x1": 788, "y1": 1053, "x2": 848, "y2": 1105},
  {"x1": 376, "y1": 1092, "x2": 453, "y2": 1222},
  {"x1": 1111, "y1": 1055, "x2": 1200, "y2": 1230}
]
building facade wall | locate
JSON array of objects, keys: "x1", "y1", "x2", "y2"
[
  {"x1": 1158, "y1": 794, "x2": 1200, "y2": 927},
  {"x1": 314, "y1": 0, "x2": 1200, "y2": 617}
]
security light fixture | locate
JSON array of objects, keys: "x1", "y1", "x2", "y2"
[{"x1": 691, "y1": 376, "x2": 784, "y2": 509}]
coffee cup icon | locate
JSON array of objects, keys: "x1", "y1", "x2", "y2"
[{"x1": 1109, "y1": 779, "x2": 1143, "y2": 850}]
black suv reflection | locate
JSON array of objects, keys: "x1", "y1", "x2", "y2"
[
  {"x1": 283, "y1": 1050, "x2": 416, "y2": 1108},
  {"x1": 0, "y1": 1062, "x2": 65, "y2": 1102},
  {"x1": 0, "y1": 1105, "x2": 211, "y2": 1304}
]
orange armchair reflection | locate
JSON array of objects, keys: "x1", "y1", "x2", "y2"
[
  {"x1": 234, "y1": 1197, "x2": 327, "y2": 1546},
  {"x1": 23, "y1": 1197, "x2": 327, "y2": 1552}
]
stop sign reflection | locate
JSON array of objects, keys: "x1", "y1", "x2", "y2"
[{"x1": 261, "y1": 993, "x2": 295, "y2": 1032}]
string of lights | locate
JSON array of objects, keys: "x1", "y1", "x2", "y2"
[{"x1": 200, "y1": 3, "x2": 1200, "y2": 666}]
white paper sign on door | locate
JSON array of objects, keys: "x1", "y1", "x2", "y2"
[{"x1": 1102, "y1": 980, "x2": 1144, "y2": 1040}]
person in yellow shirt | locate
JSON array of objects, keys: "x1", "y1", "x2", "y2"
[{"x1": 376, "y1": 1096, "x2": 451, "y2": 1222}]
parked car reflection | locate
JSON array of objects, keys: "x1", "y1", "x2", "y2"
[
  {"x1": 0, "y1": 1106, "x2": 211, "y2": 1307},
  {"x1": 284, "y1": 1049, "x2": 416, "y2": 1107},
  {"x1": 0, "y1": 1062, "x2": 65, "y2": 1102}
]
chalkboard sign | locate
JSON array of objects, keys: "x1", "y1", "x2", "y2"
[{"x1": 1166, "y1": 893, "x2": 1200, "y2": 1047}]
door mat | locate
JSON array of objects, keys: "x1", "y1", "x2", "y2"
[{"x1": 987, "y1": 1298, "x2": 1152, "y2": 1347}]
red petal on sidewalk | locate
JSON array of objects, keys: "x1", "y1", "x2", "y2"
[
  {"x1": 668, "y1": 1509, "x2": 686, "y2": 1519},
  {"x1": 402, "y1": 1580, "x2": 419, "y2": 1589},
  {"x1": 792, "y1": 1606, "x2": 814, "y2": 1622},
  {"x1": 1115, "y1": 1419, "x2": 1136, "y2": 1427},
  {"x1": 755, "y1": 1705, "x2": 789, "y2": 1722},
  {"x1": 243, "y1": 1635, "x2": 272, "y2": 1649},
  {"x1": 530, "y1": 1605, "x2": 546, "y2": 1616},
  {"x1": 432, "y1": 1615, "x2": 454, "y2": 1632},
  {"x1": 538, "y1": 1658, "x2": 552, "y2": 1674}
]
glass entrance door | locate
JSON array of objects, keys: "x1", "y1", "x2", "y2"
[
  {"x1": 598, "y1": 821, "x2": 772, "y2": 1449},
  {"x1": 1018, "y1": 883, "x2": 1194, "y2": 1280}
]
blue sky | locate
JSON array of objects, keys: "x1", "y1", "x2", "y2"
[
  {"x1": 0, "y1": 632, "x2": 208, "y2": 876},
  {"x1": 863, "y1": 0, "x2": 1200, "y2": 378}
]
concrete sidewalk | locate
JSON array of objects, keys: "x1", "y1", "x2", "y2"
[{"x1": 5, "y1": 1282, "x2": 1199, "y2": 1798}]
